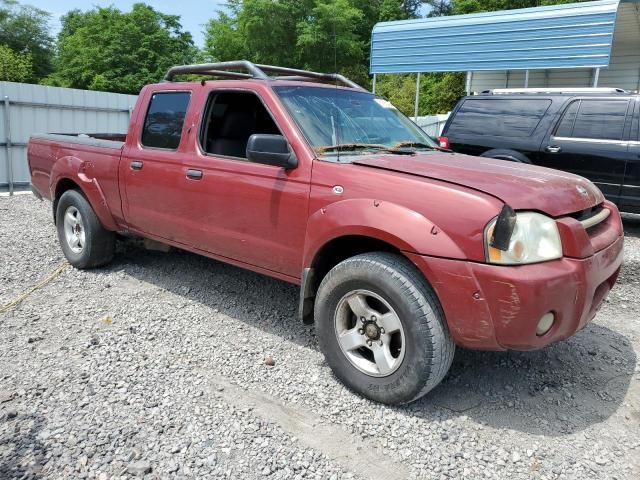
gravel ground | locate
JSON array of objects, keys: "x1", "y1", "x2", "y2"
[{"x1": 1, "y1": 194, "x2": 639, "y2": 480}]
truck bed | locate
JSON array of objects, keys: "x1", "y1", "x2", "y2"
[
  {"x1": 30, "y1": 132, "x2": 127, "y2": 150},
  {"x1": 28, "y1": 133, "x2": 127, "y2": 226}
]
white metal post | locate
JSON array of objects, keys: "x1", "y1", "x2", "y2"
[
  {"x1": 3, "y1": 96, "x2": 13, "y2": 196},
  {"x1": 372, "y1": 73, "x2": 377, "y2": 94},
  {"x1": 414, "y1": 73, "x2": 421, "y2": 121},
  {"x1": 593, "y1": 67, "x2": 600, "y2": 87},
  {"x1": 524, "y1": 70, "x2": 530, "y2": 88},
  {"x1": 466, "y1": 71, "x2": 473, "y2": 95}
]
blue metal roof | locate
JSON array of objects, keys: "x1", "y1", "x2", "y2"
[{"x1": 370, "y1": 0, "x2": 628, "y2": 74}]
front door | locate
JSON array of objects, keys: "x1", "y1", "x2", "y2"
[
  {"x1": 539, "y1": 98, "x2": 632, "y2": 204},
  {"x1": 177, "y1": 88, "x2": 310, "y2": 278}
]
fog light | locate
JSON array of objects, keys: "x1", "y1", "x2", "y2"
[{"x1": 536, "y1": 313, "x2": 555, "y2": 336}]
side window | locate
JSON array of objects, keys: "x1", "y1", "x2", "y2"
[
  {"x1": 555, "y1": 100, "x2": 580, "y2": 137},
  {"x1": 570, "y1": 100, "x2": 629, "y2": 141},
  {"x1": 200, "y1": 91, "x2": 281, "y2": 160},
  {"x1": 448, "y1": 98, "x2": 552, "y2": 137},
  {"x1": 141, "y1": 92, "x2": 191, "y2": 149}
]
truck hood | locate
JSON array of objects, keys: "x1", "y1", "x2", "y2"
[{"x1": 353, "y1": 152, "x2": 604, "y2": 217}]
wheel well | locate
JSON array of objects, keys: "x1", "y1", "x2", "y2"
[
  {"x1": 312, "y1": 236, "x2": 399, "y2": 283},
  {"x1": 52, "y1": 178, "x2": 81, "y2": 224},
  {"x1": 299, "y1": 235, "x2": 401, "y2": 324},
  {"x1": 481, "y1": 148, "x2": 530, "y2": 163}
]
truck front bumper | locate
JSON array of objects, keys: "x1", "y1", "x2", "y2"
[{"x1": 406, "y1": 233, "x2": 623, "y2": 351}]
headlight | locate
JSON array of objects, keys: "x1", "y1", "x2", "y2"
[{"x1": 485, "y1": 211, "x2": 562, "y2": 265}]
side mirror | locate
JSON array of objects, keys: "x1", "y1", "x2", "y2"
[{"x1": 246, "y1": 134, "x2": 297, "y2": 169}]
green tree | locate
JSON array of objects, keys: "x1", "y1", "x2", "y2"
[
  {"x1": 202, "y1": 0, "x2": 314, "y2": 66},
  {"x1": 0, "y1": 0, "x2": 53, "y2": 81},
  {"x1": 46, "y1": 3, "x2": 195, "y2": 94},
  {"x1": 0, "y1": 43, "x2": 31, "y2": 81},
  {"x1": 202, "y1": 0, "x2": 416, "y2": 89},
  {"x1": 297, "y1": 0, "x2": 365, "y2": 73},
  {"x1": 201, "y1": 11, "x2": 248, "y2": 63}
]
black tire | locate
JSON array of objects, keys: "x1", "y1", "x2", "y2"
[
  {"x1": 315, "y1": 252, "x2": 455, "y2": 405},
  {"x1": 55, "y1": 189, "x2": 115, "y2": 269}
]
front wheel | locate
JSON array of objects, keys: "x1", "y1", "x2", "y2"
[
  {"x1": 315, "y1": 252, "x2": 454, "y2": 405},
  {"x1": 56, "y1": 189, "x2": 115, "y2": 269}
]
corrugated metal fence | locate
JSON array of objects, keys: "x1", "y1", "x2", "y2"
[
  {"x1": 0, "y1": 82, "x2": 137, "y2": 194},
  {"x1": 416, "y1": 114, "x2": 450, "y2": 138}
]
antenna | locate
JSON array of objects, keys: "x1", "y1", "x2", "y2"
[{"x1": 333, "y1": 8, "x2": 341, "y2": 163}]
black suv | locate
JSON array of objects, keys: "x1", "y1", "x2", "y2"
[{"x1": 439, "y1": 88, "x2": 640, "y2": 213}]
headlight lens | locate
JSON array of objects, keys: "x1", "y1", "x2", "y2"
[{"x1": 485, "y1": 212, "x2": 562, "y2": 265}]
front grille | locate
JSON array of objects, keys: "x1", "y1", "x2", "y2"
[
  {"x1": 567, "y1": 203, "x2": 611, "y2": 233},
  {"x1": 568, "y1": 203, "x2": 604, "y2": 223}
]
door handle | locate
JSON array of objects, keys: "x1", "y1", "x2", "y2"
[
  {"x1": 545, "y1": 145, "x2": 562, "y2": 154},
  {"x1": 130, "y1": 160, "x2": 143, "y2": 170},
  {"x1": 186, "y1": 169, "x2": 203, "y2": 180}
]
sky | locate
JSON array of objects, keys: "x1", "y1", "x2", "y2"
[{"x1": 26, "y1": 1, "x2": 228, "y2": 47}]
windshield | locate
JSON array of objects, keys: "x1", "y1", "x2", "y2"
[{"x1": 273, "y1": 86, "x2": 437, "y2": 157}]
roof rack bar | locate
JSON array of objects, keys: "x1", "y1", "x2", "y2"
[
  {"x1": 164, "y1": 60, "x2": 269, "y2": 82},
  {"x1": 195, "y1": 70, "x2": 254, "y2": 80},
  {"x1": 255, "y1": 64, "x2": 365, "y2": 90},
  {"x1": 163, "y1": 59, "x2": 365, "y2": 90}
]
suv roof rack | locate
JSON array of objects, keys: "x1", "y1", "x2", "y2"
[
  {"x1": 163, "y1": 60, "x2": 365, "y2": 90},
  {"x1": 482, "y1": 87, "x2": 629, "y2": 95}
]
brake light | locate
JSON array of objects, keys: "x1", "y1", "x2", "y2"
[{"x1": 438, "y1": 136, "x2": 450, "y2": 149}]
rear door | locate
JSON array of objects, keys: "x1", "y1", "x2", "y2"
[
  {"x1": 540, "y1": 98, "x2": 632, "y2": 204},
  {"x1": 120, "y1": 89, "x2": 193, "y2": 239},
  {"x1": 622, "y1": 97, "x2": 640, "y2": 212}
]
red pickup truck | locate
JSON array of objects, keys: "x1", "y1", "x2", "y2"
[{"x1": 28, "y1": 61, "x2": 624, "y2": 405}]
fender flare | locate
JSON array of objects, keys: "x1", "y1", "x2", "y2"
[
  {"x1": 302, "y1": 198, "x2": 466, "y2": 269},
  {"x1": 480, "y1": 149, "x2": 531, "y2": 164},
  {"x1": 50, "y1": 155, "x2": 119, "y2": 231}
]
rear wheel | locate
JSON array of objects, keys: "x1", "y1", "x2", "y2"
[
  {"x1": 315, "y1": 252, "x2": 454, "y2": 405},
  {"x1": 56, "y1": 189, "x2": 115, "y2": 269}
]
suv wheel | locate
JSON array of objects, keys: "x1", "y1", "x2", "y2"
[
  {"x1": 56, "y1": 189, "x2": 115, "y2": 269},
  {"x1": 315, "y1": 252, "x2": 455, "y2": 404}
]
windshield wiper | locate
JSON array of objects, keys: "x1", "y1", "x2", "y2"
[
  {"x1": 392, "y1": 141, "x2": 437, "y2": 150},
  {"x1": 315, "y1": 143, "x2": 415, "y2": 155}
]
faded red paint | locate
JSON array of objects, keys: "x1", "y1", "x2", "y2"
[{"x1": 27, "y1": 78, "x2": 624, "y2": 351}]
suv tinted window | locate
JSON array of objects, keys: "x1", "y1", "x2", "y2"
[
  {"x1": 141, "y1": 92, "x2": 191, "y2": 149},
  {"x1": 448, "y1": 98, "x2": 551, "y2": 137},
  {"x1": 555, "y1": 100, "x2": 579, "y2": 137},
  {"x1": 570, "y1": 100, "x2": 629, "y2": 141}
]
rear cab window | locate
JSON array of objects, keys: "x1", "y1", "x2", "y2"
[
  {"x1": 141, "y1": 91, "x2": 191, "y2": 149},
  {"x1": 554, "y1": 99, "x2": 631, "y2": 141},
  {"x1": 448, "y1": 98, "x2": 552, "y2": 137}
]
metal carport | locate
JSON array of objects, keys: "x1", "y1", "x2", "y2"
[{"x1": 370, "y1": 0, "x2": 640, "y2": 116}]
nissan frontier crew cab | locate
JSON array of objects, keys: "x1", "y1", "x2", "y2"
[{"x1": 28, "y1": 61, "x2": 624, "y2": 405}]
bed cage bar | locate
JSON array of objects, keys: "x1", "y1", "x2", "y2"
[{"x1": 163, "y1": 60, "x2": 365, "y2": 90}]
